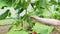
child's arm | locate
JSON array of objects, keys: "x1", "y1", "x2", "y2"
[{"x1": 31, "y1": 15, "x2": 60, "y2": 26}]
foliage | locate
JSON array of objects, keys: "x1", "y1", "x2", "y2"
[
  {"x1": 0, "y1": 0, "x2": 60, "y2": 34},
  {"x1": 32, "y1": 23, "x2": 54, "y2": 34}
]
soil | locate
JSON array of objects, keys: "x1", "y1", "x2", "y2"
[{"x1": 0, "y1": 25, "x2": 11, "y2": 34}]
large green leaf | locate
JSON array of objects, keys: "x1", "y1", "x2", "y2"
[{"x1": 32, "y1": 23, "x2": 54, "y2": 34}]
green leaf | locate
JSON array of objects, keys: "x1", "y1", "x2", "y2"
[
  {"x1": 0, "y1": 10, "x2": 10, "y2": 20},
  {"x1": 32, "y1": 23, "x2": 54, "y2": 34},
  {"x1": 0, "y1": 0, "x2": 12, "y2": 8},
  {"x1": 7, "y1": 25, "x2": 28, "y2": 34},
  {"x1": 35, "y1": 0, "x2": 50, "y2": 9},
  {"x1": 52, "y1": 11, "x2": 60, "y2": 19},
  {"x1": 7, "y1": 30, "x2": 28, "y2": 34}
]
